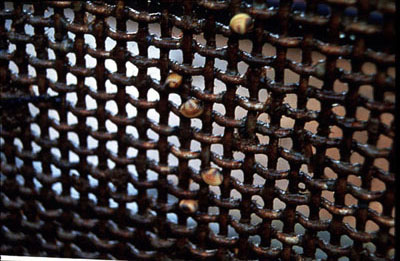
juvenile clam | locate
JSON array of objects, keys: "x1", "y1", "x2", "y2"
[
  {"x1": 229, "y1": 13, "x2": 253, "y2": 35},
  {"x1": 201, "y1": 168, "x2": 223, "y2": 186},
  {"x1": 165, "y1": 73, "x2": 182, "y2": 88},
  {"x1": 179, "y1": 199, "x2": 198, "y2": 214},
  {"x1": 179, "y1": 98, "x2": 203, "y2": 118},
  {"x1": 313, "y1": 61, "x2": 326, "y2": 79}
]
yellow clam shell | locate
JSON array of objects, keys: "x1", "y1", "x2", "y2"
[
  {"x1": 229, "y1": 13, "x2": 253, "y2": 35},
  {"x1": 179, "y1": 199, "x2": 198, "y2": 213},
  {"x1": 165, "y1": 73, "x2": 183, "y2": 88},
  {"x1": 201, "y1": 168, "x2": 223, "y2": 186}
]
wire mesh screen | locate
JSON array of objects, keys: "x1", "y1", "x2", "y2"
[{"x1": 0, "y1": 0, "x2": 396, "y2": 260}]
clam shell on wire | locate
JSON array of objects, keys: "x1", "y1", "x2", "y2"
[
  {"x1": 179, "y1": 199, "x2": 198, "y2": 214},
  {"x1": 165, "y1": 73, "x2": 182, "y2": 88},
  {"x1": 201, "y1": 168, "x2": 223, "y2": 186},
  {"x1": 179, "y1": 98, "x2": 203, "y2": 118},
  {"x1": 229, "y1": 13, "x2": 253, "y2": 35}
]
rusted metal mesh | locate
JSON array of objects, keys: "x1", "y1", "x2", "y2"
[{"x1": 0, "y1": 0, "x2": 396, "y2": 260}]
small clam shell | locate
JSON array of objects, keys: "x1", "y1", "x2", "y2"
[
  {"x1": 313, "y1": 61, "x2": 326, "y2": 78},
  {"x1": 179, "y1": 98, "x2": 203, "y2": 118},
  {"x1": 165, "y1": 73, "x2": 182, "y2": 88},
  {"x1": 229, "y1": 13, "x2": 253, "y2": 35},
  {"x1": 201, "y1": 168, "x2": 223, "y2": 186},
  {"x1": 179, "y1": 199, "x2": 198, "y2": 213}
]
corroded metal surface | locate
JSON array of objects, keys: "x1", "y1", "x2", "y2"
[{"x1": 0, "y1": 0, "x2": 396, "y2": 260}]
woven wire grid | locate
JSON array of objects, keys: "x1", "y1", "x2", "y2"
[{"x1": 0, "y1": 0, "x2": 396, "y2": 260}]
